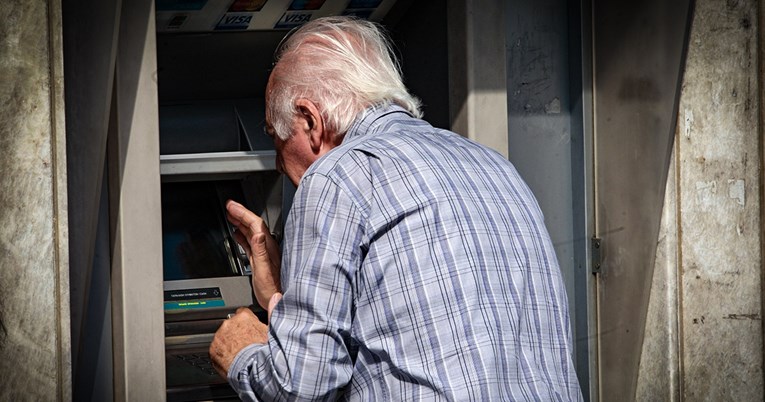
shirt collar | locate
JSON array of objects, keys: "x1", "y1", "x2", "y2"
[{"x1": 342, "y1": 103, "x2": 414, "y2": 143}]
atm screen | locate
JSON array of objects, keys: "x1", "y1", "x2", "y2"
[{"x1": 161, "y1": 181, "x2": 243, "y2": 281}]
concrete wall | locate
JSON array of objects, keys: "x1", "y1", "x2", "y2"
[
  {"x1": 637, "y1": 0, "x2": 764, "y2": 400},
  {"x1": 0, "y1": 0, "x2": 71, "y2": 400}
]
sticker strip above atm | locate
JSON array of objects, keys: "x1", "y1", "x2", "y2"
[{"x1": 156, "y1": 0, "x2": 398, "y2": 32}]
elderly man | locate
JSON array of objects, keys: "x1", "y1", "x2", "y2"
[{"x1": 210, "y1": 16, "x2": 582, "y2": 401}]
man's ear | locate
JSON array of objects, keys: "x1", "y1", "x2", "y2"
[{"x1": 294, "y1": 99, "x2": 324, "y2": 154}]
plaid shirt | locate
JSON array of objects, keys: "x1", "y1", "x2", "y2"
[{"x1": 229, "y1": 105, "x2": 583, "y2": 401}]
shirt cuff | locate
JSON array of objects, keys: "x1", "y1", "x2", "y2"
[{"x1": 227, "y1": 343, "x2": 266, "y2": 391}]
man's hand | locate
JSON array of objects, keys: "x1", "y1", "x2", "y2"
[
  {"x1": 210, "y1": 293, "x2": 282, "y2": 379},
  {"x1": 226, "y1": 200, "x2": 282, "y2": 310}
]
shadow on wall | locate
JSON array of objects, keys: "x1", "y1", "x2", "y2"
[{"x1": 591, "y1": 0, "x2": 693, "y2": 400}]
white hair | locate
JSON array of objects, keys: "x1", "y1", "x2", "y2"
[{"x1": 266, "y1": 16, "x2": 422, "y2": 140}]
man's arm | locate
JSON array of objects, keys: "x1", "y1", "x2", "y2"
[
  {"x1": 209, "y1": 201, "x2": 282, "y2": 385},
  {"x1": 214, "y1": 173, "x2": 365, "y2": 400}
]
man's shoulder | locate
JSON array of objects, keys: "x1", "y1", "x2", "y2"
[{"x1": 310, "y1": 123, "x2": 418, "y2": 169}]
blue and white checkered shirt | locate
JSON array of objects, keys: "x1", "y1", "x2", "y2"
[{"x1": 229, "y1": 105, "x2": 583, "y2": 401}]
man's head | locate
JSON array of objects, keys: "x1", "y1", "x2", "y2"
[{"x1": 264, "y1": 16, "x2": 421, "y2": 185}]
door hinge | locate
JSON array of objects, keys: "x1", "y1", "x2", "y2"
[{"x1": 591, "y1": 237, "x2": 602, "y2": 274}]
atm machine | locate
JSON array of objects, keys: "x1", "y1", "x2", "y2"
[
  {"x1": 153, "y1": 1, "x2": 405, "y2": 400},
  {"x1": 159, "y1": 98, "x2": 284, "y2": 401}
]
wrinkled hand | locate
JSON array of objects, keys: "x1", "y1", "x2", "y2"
[
  {"x1": 226, "y1": 200, "x2": 282, "y2": 310},
  {"x1": 210, "y1": 293, "x2": 282, "y2": 379}
]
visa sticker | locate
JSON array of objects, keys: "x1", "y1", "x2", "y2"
[
  {"x1": 275, "y1": 11, "x2": 313, "y2": 29},
  {"x1": 216, "y1": 12, "x2": 253, "y2": 30}
]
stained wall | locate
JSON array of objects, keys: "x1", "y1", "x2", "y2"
[
  {"x1": 637, "y1": 0, "x2": 763, "y2": 400},
  {"x1": 0, "y1": 0, "x2": 70, "y2": 400}
]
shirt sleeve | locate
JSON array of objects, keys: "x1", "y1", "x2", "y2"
[{"x1": 228, "y1": 172, "x2": 366, "y2": 401}]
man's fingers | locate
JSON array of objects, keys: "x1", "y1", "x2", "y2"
[
  {"x1": 226, "y1": 199, "x2": 248, "y2": 218},
  {"x1": 232, "y1": 229, "x2": 250, "y2": 256},
  {"x1": 210, "y1": 306, "x2": 269, "y2": 380},
  {"x1": 226, "y1": 201, "x2": 276, "y2": 264},
  {"x1": 250, "y1": 232, "x2": 269, "y2": 259},
  {"x1": 226, "y1": 200, "x2": 267, "y2": 237},
  {"x1": 236, "y1": 306, "x2": 254, "y2": 316},
  {"x1": 226, "y1": 199, "x2": 281, "y2": 310},
  {"x1": 225, "y1": 200, "x2": 246, "y2": 224}
]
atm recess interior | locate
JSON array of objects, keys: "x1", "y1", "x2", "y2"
[{"x1": 154, "y1": 0, "x2": 447, "y2": 399}]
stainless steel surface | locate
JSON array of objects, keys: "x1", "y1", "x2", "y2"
[
  {"x1": 505, "y1": 0, "x2": 593, "y2": 398},
  {"x1": 592, "y1": 0, "x2": 693, "y2": 400},
  {"x1": 109, "y1": 0, "x2": 166, "y2": 399},
  {"x1": 447, "y1": 0, "x2": 509, "y2": 156},
  {"x1": 165, "y1": 334, "x2": 216, "y2": 347},
  {"x1": 571, "y1": 1, "x2": 597, "y2": 397},
  {"x1": 62, "y1": 2, "x2": 121, "y2": 397},
  {"x1": 160, "y1": 151, "x2": 277, "y2": 178}
]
